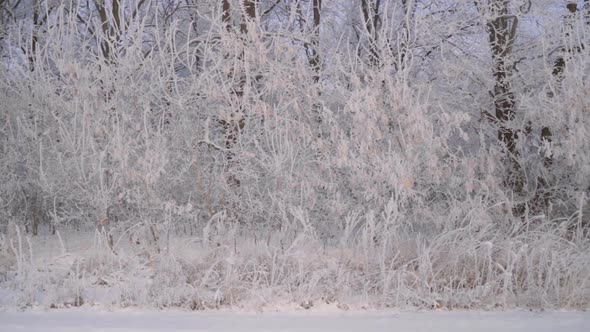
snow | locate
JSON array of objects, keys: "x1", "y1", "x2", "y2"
[{"x1": 0, "y1": 310, "x2": 588, "y2": 332}]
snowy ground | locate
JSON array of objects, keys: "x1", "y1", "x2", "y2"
[{"x1": 0, "y1": 310, "x2": 588, "y2": 332}]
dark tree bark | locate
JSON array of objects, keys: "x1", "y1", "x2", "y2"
[
  {"x1": 293, "y1": 0, "x2": 323, "y2": 125},
  {"x1": 76, "y1": 0, "x2": 147, "y2": 241},
  {"x1": 533, "y1": 2, "x2": 582, "y2": 214},
  {"x1": 240, "y1": 0, "x2": 256, "y2": 34},
  {"x1": 22, "y1": 0, "x2": 51, "y2": 71},
  {"x1": 220, "y1": 0, "x2": 256, "y2": 187},
  {"x1": 544, "y1": 3, "x2": 581, "y2": 168},
  {"x1": 222, "y1": 0, "x2": 231, "y2": 30},
  {"x1": 86, "y1": 0, "x2": 146, "y2": 62},
  {"x1": 361, "y1": 0, "x2": 381, "y2": 67},
  {"x1": 309, "y1": 0, "x2": 321, "y2": 83},
  {"x1": 483, "y1": 0, "x2": 522, "y2": 194}
]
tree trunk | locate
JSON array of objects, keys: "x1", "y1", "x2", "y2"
[
  {"x1": 484, "y1": 0, "x2": 523, "y2": 194},
  {"x1": 361, "y1": 0, "x2": 381, "y2": 67},
  {"x1": 240, "y1": 0, "x2": 256, "y2": 34},
  {"x1": 534, "y1": 2, "x2": 581, "y2": 214},
  {"x1": 310, "y1": 0, "x2": 322, "y2": 83},
  {"x1": 222, "y1": 0, "x2": 231, "y2": 30},
  {"x1": 220, "y1": 0, "x2": 256, "y2": 187}
]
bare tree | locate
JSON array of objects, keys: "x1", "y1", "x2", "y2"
[
  {"x1": 74, "y1": 0, "x2": 148, "y2": 62},
  {"x1": 545, "y1": 1, "x2": 581, "y2": 169},
  {"x1": 360, "y1": 0, "x2": 381, "y2": 67},
  {"x1": 478, "y1": 0, "x2": 524, "y2": 195},
  {"x1": 309, "y1": 0, "x2": 321, "y2": 82},
  {"x1": 219, "y1": 0, "x2": 257, "y2": 187}
]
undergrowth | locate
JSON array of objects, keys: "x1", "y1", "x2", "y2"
[{"x1": 1, "y1": 206, "x2": 588, "y2": 311}]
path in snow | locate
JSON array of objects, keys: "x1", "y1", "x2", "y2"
[{"x1": 0, "y1": 310, "x2": 588, "y2": 332}]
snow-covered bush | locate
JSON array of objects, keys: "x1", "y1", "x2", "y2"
[{"x1": 0, "y1": 0, "x2": 588, "y2": 310}]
